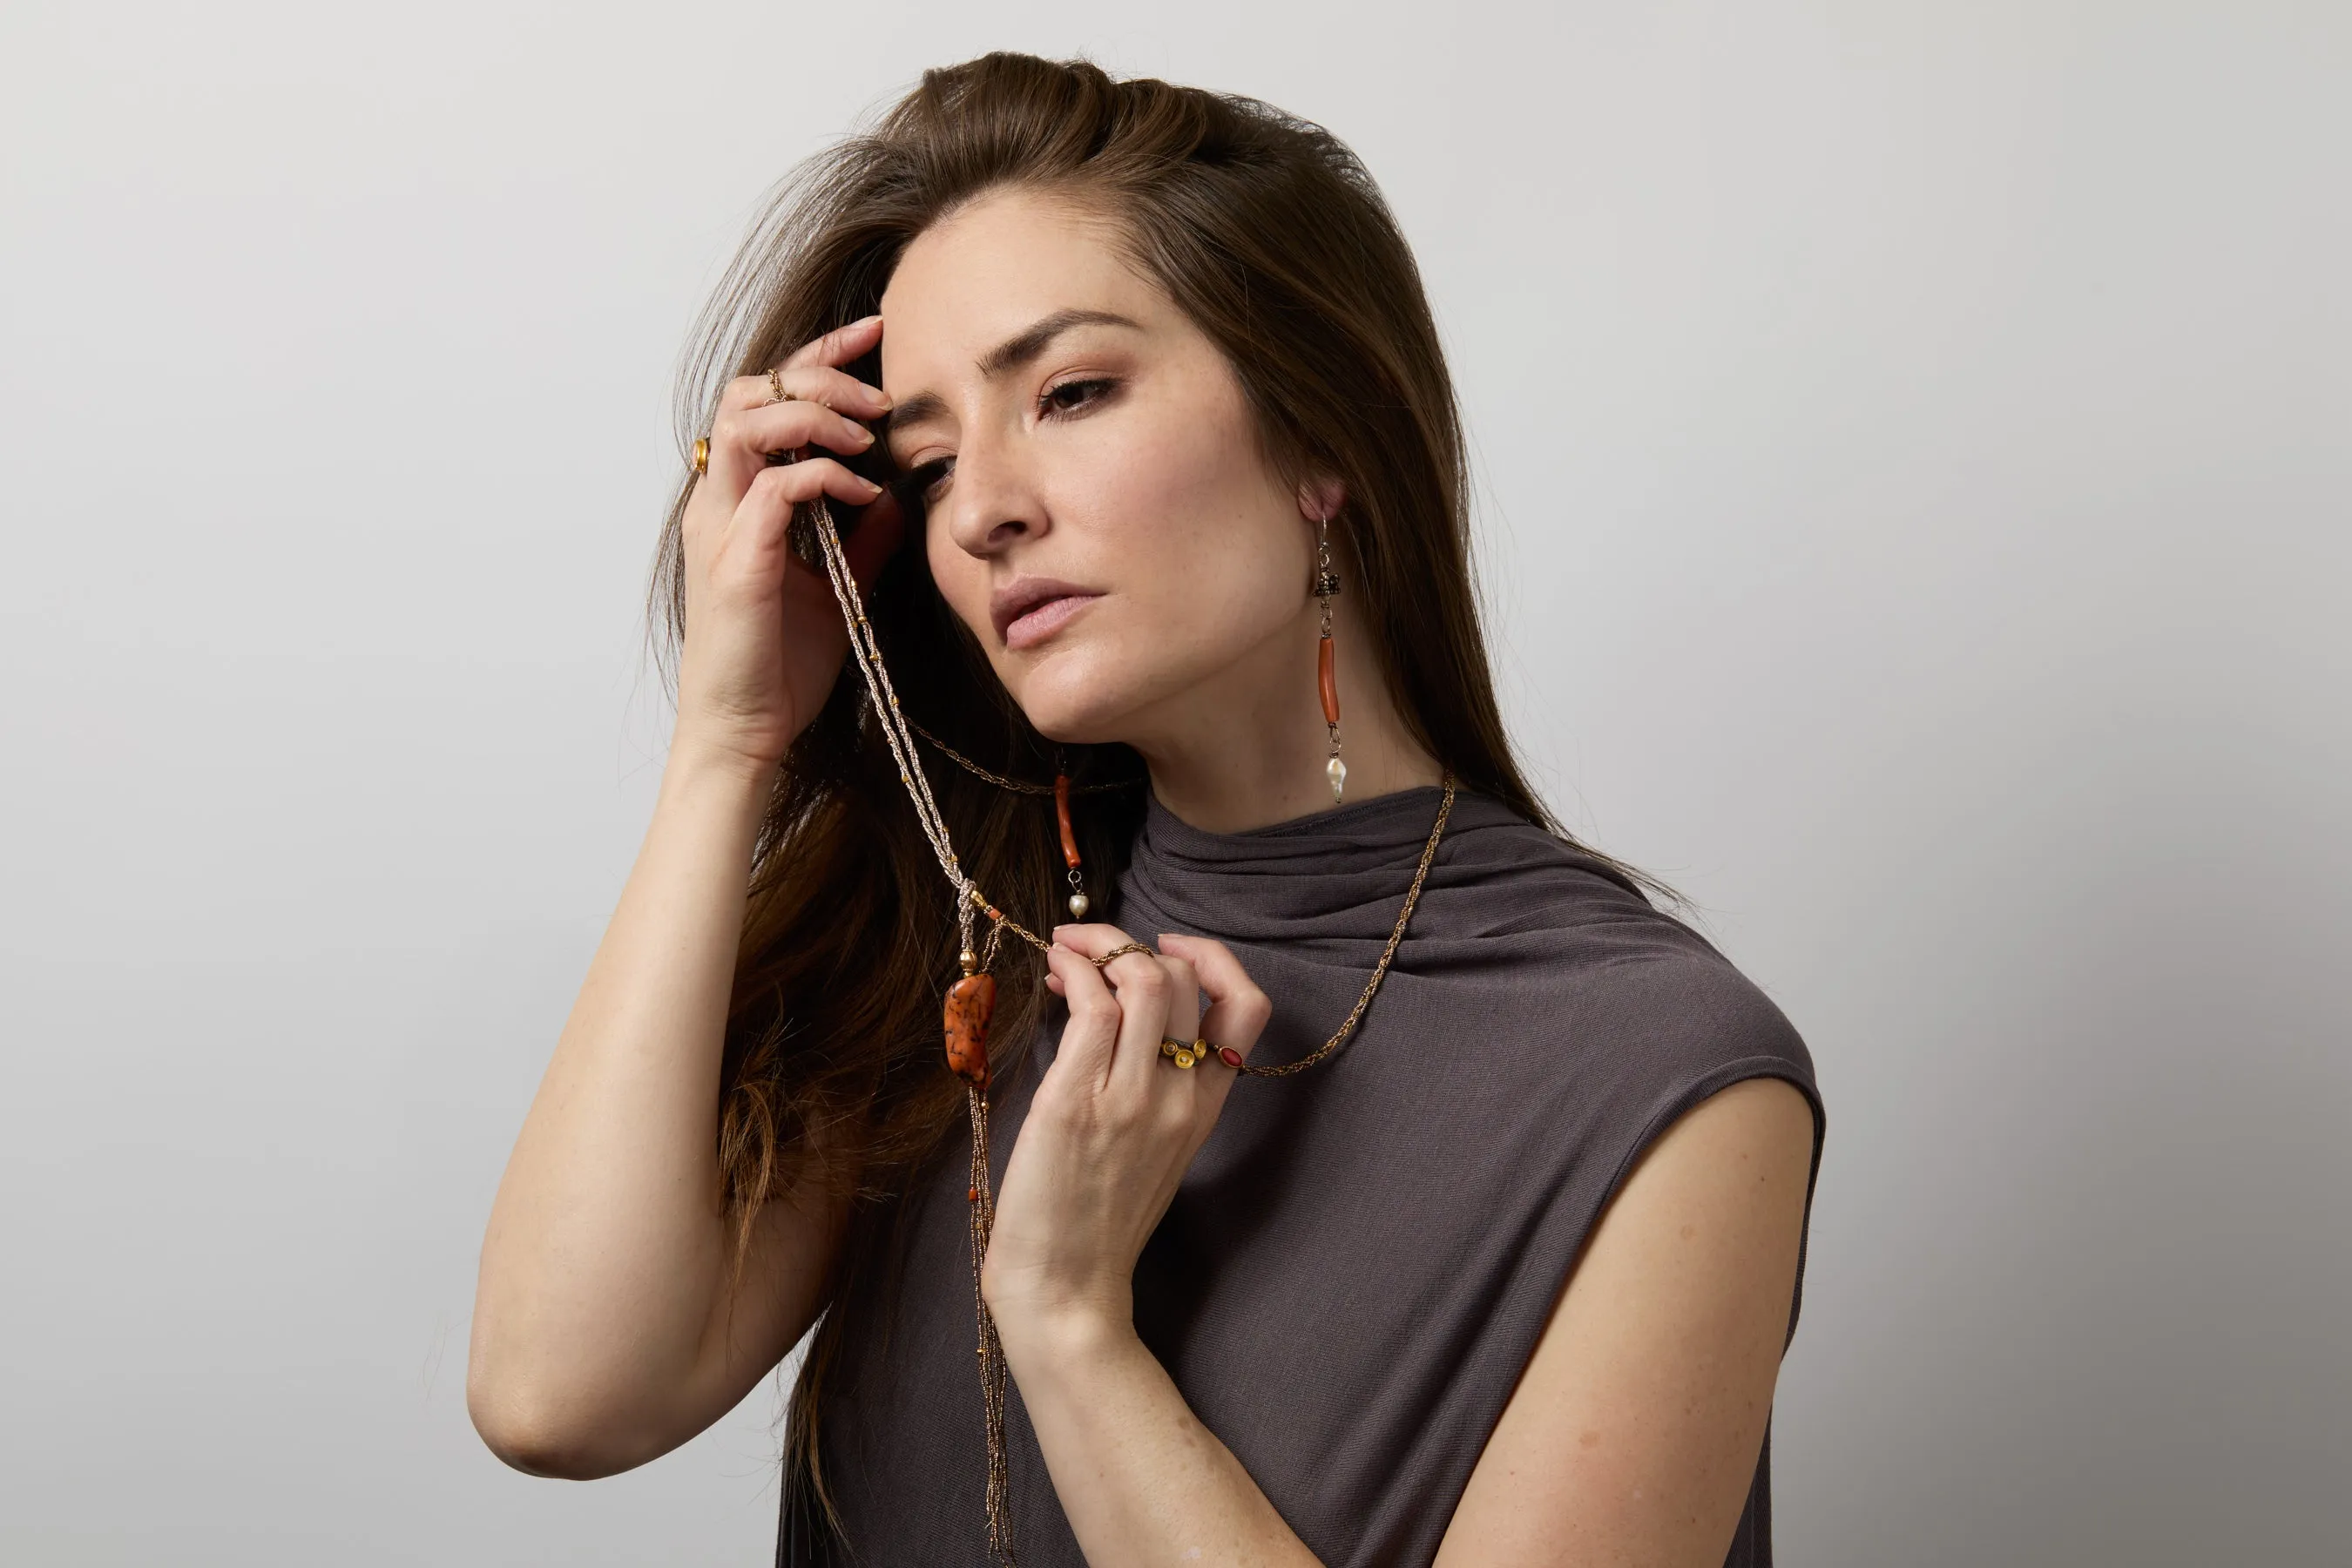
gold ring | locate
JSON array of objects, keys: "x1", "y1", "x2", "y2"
[
  {"x1": 1090, "y1": 941, "x2": 1153, "y2": 970},
  {"x1": 765, "y1": 368, "x2": 793, "y2": 404},
  {"x1": 691, "y1": 436, "x2": 709, "y2": 476},
  {"x1": 1159, "y1": 1036, "x2": 1211, "y2": 1070}
]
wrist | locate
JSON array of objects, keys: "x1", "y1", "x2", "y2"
[
  {"x1": 988, "y1": 1291, "x2": 1138, "y2": 1370},
  {"x1": 657, "y1": 736, "x2": 782, "y2": 847},
  {"x1": 666, "y1": 726, "x2": 787, "y2": 793}
]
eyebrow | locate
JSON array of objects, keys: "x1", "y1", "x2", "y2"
[{"x1": 884, "y1": 308, "x2": 1143, "y2": 443}]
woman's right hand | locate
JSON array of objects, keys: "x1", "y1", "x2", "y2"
[{"x1": 673, "y1": 313, "x2": 906, "y2": 775}]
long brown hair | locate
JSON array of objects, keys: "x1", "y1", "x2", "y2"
[{"x1": 649, "y1": 50, "x2": 1657, "y2": 1544}]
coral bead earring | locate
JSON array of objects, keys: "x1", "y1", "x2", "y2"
[
  {"x1": 1054, "y1": 763, "x2": 1090, "y2": 918},
  {"x1": 1315, "y1": 512, "x2": 1346, "y2": 804}
]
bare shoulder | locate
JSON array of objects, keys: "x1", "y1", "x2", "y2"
[{"x1": 1436, "y1": 1076, "x2": 1817, "y2": 1567}]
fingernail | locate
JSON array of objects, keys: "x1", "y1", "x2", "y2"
[
  {"x1": 858, "y1": 475, "x2": 882, "y2": 493},
  {"x1": 855, "y1": 314, "x2": 882, "y2": 328}
]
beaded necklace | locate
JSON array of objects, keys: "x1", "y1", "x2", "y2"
[{"x1": 802, "y1": 495, "x2": 1454, "y2": 1563}]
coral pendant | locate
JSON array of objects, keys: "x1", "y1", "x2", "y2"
[{"x1": 943, "y1": 972, "x2": 997, "y2": 1089}]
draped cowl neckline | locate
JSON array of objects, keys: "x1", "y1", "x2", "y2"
[{"x1": 1119, "y1": 781, "x2": 1543, "y2": 943}]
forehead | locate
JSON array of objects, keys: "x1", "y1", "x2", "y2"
[{"x1": 878, "y1": 188, "x2": 1170, "y2": 383}]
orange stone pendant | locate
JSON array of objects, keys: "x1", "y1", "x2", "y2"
[
  {"x1": 1317, "y1": 634, "x2": 1340, "y2": 727},
  {"x1": 943, "y1": 971, "x2": 997, "y2": 1089}
]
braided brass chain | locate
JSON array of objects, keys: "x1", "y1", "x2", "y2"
[
  {"x1": 906, "y1": 719, "x2": 1147, "y2": 798},
  {"x1": 965, "y1": 782, "x2": 1456, "y2": 1073},
  {"x1": 964, "y1": 886, "x2": 1054, "y2": 956},
  {"x1": 1236, "y1": 774, "x2": 1454, "y2": 1077}
]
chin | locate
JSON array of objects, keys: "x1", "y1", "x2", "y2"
[{"x1": 998, "y1": 646, "x2": 1150, "y2": 747}]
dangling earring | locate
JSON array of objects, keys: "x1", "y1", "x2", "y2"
[
  {"x1": 1053, "y1": 747, "x2": 1090, "y2": 918},
  {"x1": 1316, "y1": 512, "x2": 1346, "y2": 804}
]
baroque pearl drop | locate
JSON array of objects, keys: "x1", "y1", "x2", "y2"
[
  {"x1": 1068, "y1": 891, "x2": 1091, "y2": 918},
  {"x1": 1327, "y1": 755, "x2": 1348, "y2": 803}
]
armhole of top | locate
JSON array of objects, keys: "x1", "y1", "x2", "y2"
[{"x1": 1598, "y1": 1058, "x2": 1828, "y2": 1352}]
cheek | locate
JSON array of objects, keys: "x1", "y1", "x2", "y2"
[
  {"x1": 1110, "y1": 421, "x2": 1300, "y2": 618},
  {"x1": 925, "y1": 524, "x2": 994, "y2": 639}
]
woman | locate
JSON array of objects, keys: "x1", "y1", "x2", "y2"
[{"x1": 469, "y1": 52, "x2": 1826, "y2": 1568}]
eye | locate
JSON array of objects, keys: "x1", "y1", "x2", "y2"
[
  {"x1": 1040, "y1": 377, "x2": 1117, "y2": 417},
  {"x1": 895, "y1": 455, "x2": 954, "y2": 504}
]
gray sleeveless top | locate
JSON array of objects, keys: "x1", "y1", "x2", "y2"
[{"x1": 801, "y1": 784, "x2": 1826, "y2": 1566}]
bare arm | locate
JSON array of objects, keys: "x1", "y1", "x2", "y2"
[
  {"x1": 466, "y1": 318, "x2": 903, "y2": 1478},
  {"x1": 465, "y1": 746, "x2": 845, "y2": 1479},
  {"x1": 1434, "y1": 1074, "x2": 1817, "y2": 1565}
]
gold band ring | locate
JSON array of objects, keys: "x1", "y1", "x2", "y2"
[
  {"x1": 691, "y1": 436, "x2": 709, "y2": 476},
  {"x1": 1090, "y1": 941, "x2": 1153, "y2": 970},
  {"x1": 765, "y1": 368, "x2": 793, "y2": 405}
]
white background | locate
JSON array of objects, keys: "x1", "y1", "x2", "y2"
[{"x1": 3, "y1": 3, "x2": 2346, "y2": 1564}]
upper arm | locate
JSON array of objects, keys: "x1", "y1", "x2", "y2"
[
  {"x1": 1434, "y1": 1075, "x2": 1818, "y2": 1567},
  {"x1": 672, "y1": 1167, "x2": 854, "y2": 1441}
]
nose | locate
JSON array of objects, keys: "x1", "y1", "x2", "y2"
[{"x1": 939, "y1": 425, "x2": 1046, "y2": 562}]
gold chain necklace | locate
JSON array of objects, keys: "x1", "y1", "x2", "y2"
[
  {"x1": 803, "y1": 495, "x2": 1454, "y2": 1562},
  {"x1": 913, "y1": 720, "x2": 1456, "y2": 1076}
]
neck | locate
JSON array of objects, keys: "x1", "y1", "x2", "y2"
[{"x1": 1119, "y1": 592, "x2": 1443, "y2": 835}]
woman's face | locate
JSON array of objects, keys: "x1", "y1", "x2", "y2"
[{"x1": 877, "y1": 186, "x2": 1324, "y2": 750}]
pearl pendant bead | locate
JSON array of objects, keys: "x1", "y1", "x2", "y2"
[
  {"x1": 1068, "y1": 891, "x2": 1091, "y2": 918},
  {"x1": 1327, "y1": 755, "x2": 1348, "y2": 802}
]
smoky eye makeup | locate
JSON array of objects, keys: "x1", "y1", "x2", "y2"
[
  {"x1": 888, "y1": 455, "x2": 954, "y2": 509},
  {"x1": 1038, "y1": 375, "x2": 1120, "y2": 416}
]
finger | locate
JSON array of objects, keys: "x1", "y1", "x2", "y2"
[
  {"x1": 1043, "y1": 943, "x2": 1120, "y2": 1090},
  {"x1": 782, "y1": 314, "x2": 885, "y2": 373},
  {"x1": 1051, "y1": 924, "x2": 1173, "y2": 1095},
  {"x1": 1160, "y1": 955, "x2": 1201, "y2": 1044},
  {"x1": 1155, "y1": 934, "x2": 1270, "y2": 1069},
  {"x1": 786, "y1": 365, "x2": 894, "y2": 416},
  {"x1": 708, "y1": 400, "x2": 875, "y2": 486},
  {"x1": 719, "y1": 364, "x2": 893, "y2": 419},
  {"x1": 1147, "y1": 953, "x2": 1205, "y2": 1095},
  {"x1": 1099, "y1": 945, "x2": 1178, "y2": 1104},
  {"x1": 721, "y1": 459, "x2": 885, "y2": 578},
  {"x1": 735, "y1": 456, "x2": 884, "y2": 517},
  {"x1": 1049, "y1": 923, "x2": 1146, "y2": 965}
]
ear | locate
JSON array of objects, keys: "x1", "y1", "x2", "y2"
[{"x1": 1295, "y1": 475, "x2": 1348, "y2": 524}]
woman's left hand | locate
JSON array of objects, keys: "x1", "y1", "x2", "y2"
[{"x1": 981, "y1": 926, "x2": 1271, "y2": 1339}]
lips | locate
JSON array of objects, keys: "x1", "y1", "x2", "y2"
[{"x1": 990, "y1": 577, "x2": 1104, "y2": 652}]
